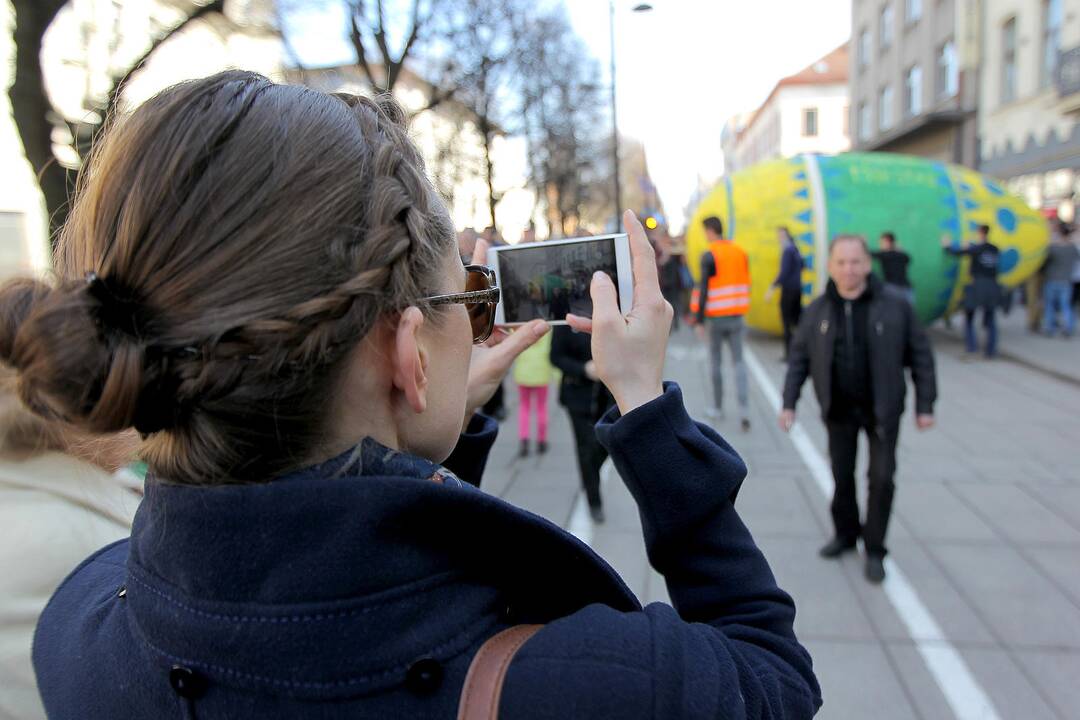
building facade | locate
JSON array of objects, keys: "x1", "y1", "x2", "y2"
[
  {"x1": 979, "y1": 0, "x2": 1080, "y2": 217},
  {"x1": 850, "y1": 0, "x2": 979, "y2": 166},
  {"x1": 722, "y1": 45, "x2": 851, "y2": 175}
]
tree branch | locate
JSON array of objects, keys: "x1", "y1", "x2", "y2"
[
  {"x1": 101, "y1": 0, "x2": 226, "y2": 122},
  {"x1": 349, "y1": 4, "x2": 380, "y2": 90}
]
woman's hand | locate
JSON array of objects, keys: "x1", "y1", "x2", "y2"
[
  {"x1": 461, "y1": 237, "x2": 548, "y2": 430},
  {"x1": 464, "y1": 321, "x2": 548, "y2": 428},
  {"x1": 566, "y1": 210, "x2": 672, "y2": 415}
]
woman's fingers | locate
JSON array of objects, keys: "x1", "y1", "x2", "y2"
[
  {"x1": 471, "y1": 238, "x2": 491, "y2": 267},
  {"x1": 623, "y1": 210, "x2": 662, "y2": 306},
  {"x1": 564, "y1": 314, "x2": 593, "y2": 333}
]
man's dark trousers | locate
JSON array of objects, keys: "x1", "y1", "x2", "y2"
[
  {"x1": 826, "y1": 419, "x2": 900, "y2": 557},
  {"x1": 779, "y1": 287, "x2": 802, "y2": 357}
]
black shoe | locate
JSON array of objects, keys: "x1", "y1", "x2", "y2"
[
  {"x1": 518, "y1": 440, "x2": 530, "y2": 458},
  {"x1": 537, "y1": 441, "x2": 548, "y2": 455},
  {"x1": 589, "y1": 505, "x2": 605, "y2": 524},
  {"x1": 818, "y1": 537, "x2": 857, "y2": 559},
  {"x1": 740, "y1": 418, "x2": 751, "y2": 432},
  {"x1": 492, "y1": 407, "x2": 508, "y2": 422},
  {"x1": 865, "y1": 555, "x2": 886, "y2": 584}
]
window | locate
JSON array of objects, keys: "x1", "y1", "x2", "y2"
[
  {"x1": 880, "y1": 4, "x2": 894, "y2": 51},
  {"x1": 1002, "y1": 17, "x2": 1017, "y2": 103},
  {"x1": 858, "y1": 28, "x2": 872, "y2": 69},
  {"x1": 905, "y1": 65, "x2": 923, "y2": 116},
  {"x1": 858, "y1": 102, "x2": 872, "y2": 141},
  {"x1": 937, "y1": 39, "x2": 958, "y2": 98},
  {"x1": 1043, "y1": 0, "x2": 1063, "y2": 87},
  {"x1": 906, "y1": 0, "x2": 921, "y2": 24},
  {"x1": 879, "y1": 85, "x2": 894, "y2": 131},
  {"x1": 802, "y1": 108, "x2": 818, "y2": 137}
]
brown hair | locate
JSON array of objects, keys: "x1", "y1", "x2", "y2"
[
  {"x1": 702, "y1": 216, "x2": 724, "y2": 237},
  {"x1": 0, "y1": 71, "x2": 455, "y2": 485},
  {"x1": 828, "y1": 234, "x2": 871, "y2": 256}
]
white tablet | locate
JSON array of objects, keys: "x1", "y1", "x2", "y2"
[{"x1": 487, "y1": 233, "x2": 633, "y2": 326}]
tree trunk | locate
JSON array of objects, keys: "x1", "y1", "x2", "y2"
[
  {"x1": 481, "y1": 123, "x2": 497, "y2": 231},
  {"x1": 9, "y1": 0, "x2": 71, "y2": 246}
]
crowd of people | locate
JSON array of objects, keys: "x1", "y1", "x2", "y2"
[{"x1": 8, "y1": 68, "x2": 1080, "y2": 720}]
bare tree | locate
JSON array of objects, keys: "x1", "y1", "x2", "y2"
[
  {"x1": 436, "y1": 0, "x2": 526, "y2": 229},
  {"x1": 8, "y1": 0, "x2": 227, "y2": 246},
  {"x1": 515, "y1": 10, "x2": 608, "y2": 236}
]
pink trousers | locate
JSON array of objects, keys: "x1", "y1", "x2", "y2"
[{"x1": 517, "y1": 385, "x2": 548, "y2": 442}]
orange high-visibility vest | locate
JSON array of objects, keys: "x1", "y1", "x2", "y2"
[{"x1": 689, "y1": 240, "x2": 750, "y2": 317}]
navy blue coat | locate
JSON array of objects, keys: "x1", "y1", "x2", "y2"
[{"x1": 33, "y1": 384, "x2": 821, "y2": 718}]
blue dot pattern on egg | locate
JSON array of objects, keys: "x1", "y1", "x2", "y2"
[
  {"x1": 998, "y1": 247, "x2": 1020, "y2": 274},
  {"x1": 997, "y1": 207, "x2": 1017, "y2": 233}
]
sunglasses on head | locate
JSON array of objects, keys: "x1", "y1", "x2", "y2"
[{"x1": 423, "y1": 265, "x2": 500, "y2": 344}]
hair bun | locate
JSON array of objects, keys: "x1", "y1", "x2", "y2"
[{"x1": 0, "y1": 277, "x2": 146, "y2": 433}]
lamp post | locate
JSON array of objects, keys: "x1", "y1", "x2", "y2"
[{"x1": 609, "y1": 1, "x2": 653, "y2": 232}]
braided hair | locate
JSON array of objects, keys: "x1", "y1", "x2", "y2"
[{"x1": 0, "y1": 71, "x2": 456, "y2": 484}]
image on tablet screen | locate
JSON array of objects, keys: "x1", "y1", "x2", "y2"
[{"x1": 499, "y1": 239, "x2": 619, "y2": 323}]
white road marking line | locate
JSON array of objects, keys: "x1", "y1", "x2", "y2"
[{"x1": 743, "y1": 345, "x2": 1000, "y2": 720}]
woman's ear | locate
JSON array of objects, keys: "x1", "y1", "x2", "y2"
[{"x1": 391, "y1": 307, "x2": 429, "y2": 414}]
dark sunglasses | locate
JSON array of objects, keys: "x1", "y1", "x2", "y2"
[{"x1": 423, "y1": 265, "x2": 500, "y2": 344}]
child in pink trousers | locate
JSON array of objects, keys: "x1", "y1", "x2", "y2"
[{"x1": 512, "y1": 332, "x2": 553, "y2": 457}]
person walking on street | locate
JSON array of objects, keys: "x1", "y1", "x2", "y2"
[
  {"x1": 943, "y1": 225, "x2": 1002, "y2": 358},
  {"x1": 872, "y1": 232, "x2": 914, "y2": 305},
  {"x1": 780, "y1": 235, "x2": 937, "y2": 584},
  {"x1": 1041, "y1": 220, "x2": 1080, "y2": 337},
  {"x1": 513, "y1": 331, "x2": 553, "y2": 457},
  {"x1": 766, "y1": 226, "x2": 803, "y2": 361},
  {"x1": 657, "y1": 233, "x2": 685, "y2": 332},
  {"x1": 550, "y1": 325, "x2": 615, "y2": 523},
  {"x1": 690, "y1": 216, "x2": 752, "y2": 431}
]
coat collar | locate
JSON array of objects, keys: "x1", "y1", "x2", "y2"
[{"x1": 125, "y1": 440, "x2": 638, "y2": 698}]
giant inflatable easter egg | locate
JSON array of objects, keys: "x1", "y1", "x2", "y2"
[{"x1": 686, "y1": 153, "x2": 1049, "y2": 334}]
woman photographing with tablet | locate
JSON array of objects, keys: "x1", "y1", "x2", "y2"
[{"x1": 4, "y1": 71, "x2": 820, "y2": 718}]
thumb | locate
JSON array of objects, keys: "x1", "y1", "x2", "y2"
[{"x1": 590, "y1": 271, "x2": 619, "y2": 322}]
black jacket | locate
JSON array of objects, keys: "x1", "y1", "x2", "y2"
[
  {"x1": 782, "y1": 276, "x2": 937, "y2": 425},
  {"x1": 550, "y1": 326, "x2": 613, "y2": 418}
]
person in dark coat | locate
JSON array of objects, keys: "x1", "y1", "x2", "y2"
[
  {"x1": 768, "y1": 226, "x2": 804, "y2": 361},
  {"x1": 942, "y1": 225, "x2": 1002, "y2": 357},
  {"x1": 550, "y1": 325, "x2": 614, "y2": 522},
  {"x1": 780, "y1": 235, "x2": 937, "y2": 584},
  {"x1": 871, "y1": 231, "x2": 914, "y2": 305},
  {"x1": 13, "y1": 73, "x2": 820, "y2": 719}
]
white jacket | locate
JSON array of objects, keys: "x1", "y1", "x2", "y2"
[{"x1": 0, "y1": 453, "x2": 142, "y2": 720}]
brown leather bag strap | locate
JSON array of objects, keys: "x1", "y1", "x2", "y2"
[{"x1": 457, "y1": 624, "x2": 542, "y2": 720}]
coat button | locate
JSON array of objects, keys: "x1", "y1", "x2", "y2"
[
  {"x1": 169, "y1": 666, "x2": 208, "y2": 699},
  {"x1": 405, "y1": 657, "x2": 443, "y2": 696}
]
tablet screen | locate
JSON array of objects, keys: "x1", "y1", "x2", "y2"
[{"x1": 498, "y1": 238, "x2": 619, "y2": 323}]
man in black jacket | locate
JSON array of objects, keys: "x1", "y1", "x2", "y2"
[{"x1": 779, "y1": 235, "x2": 937, "y2": 583}]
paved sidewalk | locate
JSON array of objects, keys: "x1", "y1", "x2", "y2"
[
  {"x1": 485, "y1": 326, "x2": 1080, "y2": 719},
  {"x1": 933, "y1": 304, "x2": 1080, "y2": 385}
]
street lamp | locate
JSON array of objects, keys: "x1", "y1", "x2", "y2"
[{"x1": 609, "y1": 1, "x2": 653, "y2": 232}]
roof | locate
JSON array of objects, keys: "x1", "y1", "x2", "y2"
[
  {"x1": 736, "y1": 43, "x2": 850, "y2": 139},
  {"x1": 776, "y1": 44, "x2": 849, "y2": 89}
]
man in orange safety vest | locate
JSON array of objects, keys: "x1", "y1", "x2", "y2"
[{"x1": 690, "y1": 216, "x2": 751, "y2": 431}]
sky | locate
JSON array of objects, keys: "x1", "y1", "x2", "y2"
[{"x1": 287, "y1": 0, "x2": 853, "y2": 234}]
